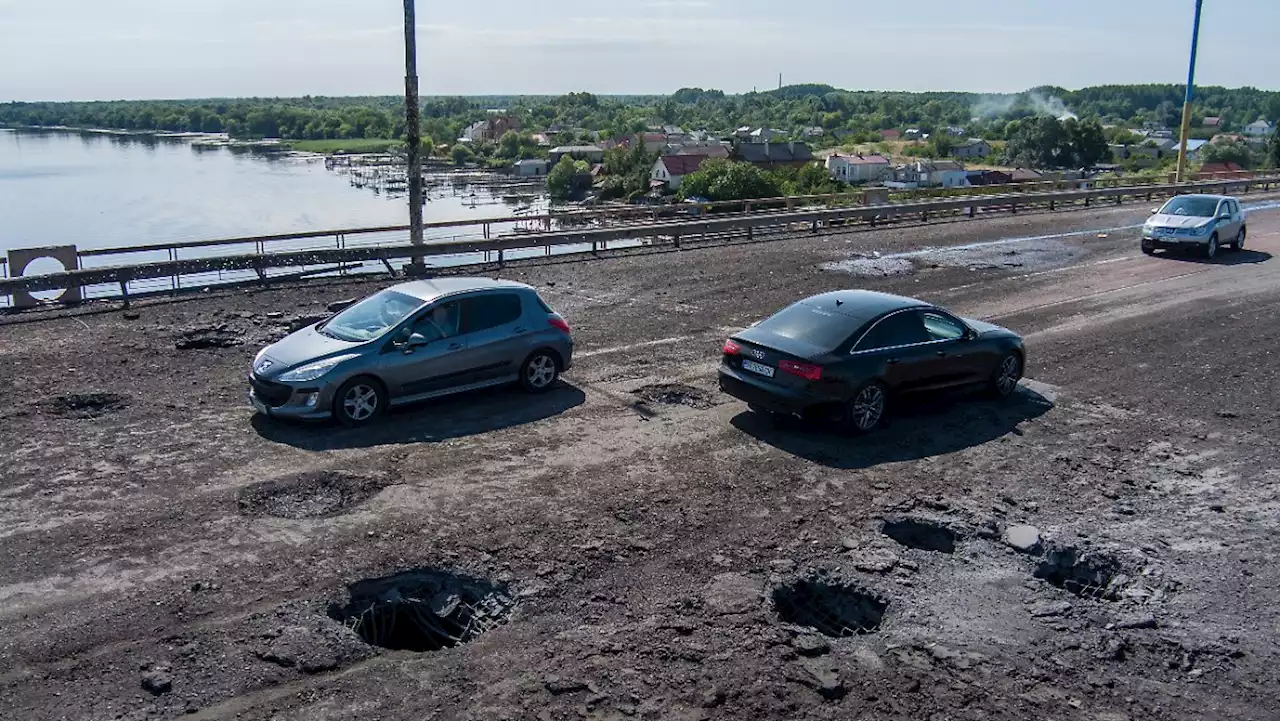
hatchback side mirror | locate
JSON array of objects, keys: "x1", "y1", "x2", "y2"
[
  {"x1": 397, "y1": 332, "x2": 429, "y2": 353},
  {"x1": 1150, "y1": 208, "x2": 1159, "y2": 215}
]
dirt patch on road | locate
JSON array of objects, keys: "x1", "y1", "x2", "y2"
[
  {"x1": 175, "y1": 326, "x2": 244, "y2": 349},
  {"x1": 880, "y1": 516, "x2": 959, "y2": 553},
  {"x1": 237, "y1": 471, "x2": 394, "y2": 519},
  {"x1": 1033, "y1": 543, "x2": 1132, "y2": 601},
  {"x1": 327, "y1": 568, "x2": 516, "y2": 651},
  {"x1": 44, "y1": 392, "x2": 129, "y2": 419},
  {"x1": 631, "y1": 383, "x2": 715, "y2": 409}
]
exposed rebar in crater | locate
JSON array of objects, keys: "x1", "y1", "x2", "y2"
[
  {"x1": 1034, "y1": 545, "x2": 1130, "y2": 601},
  {"x1": 327, "y1": 569, "x2": 516, "y2": 652},
  {"x1": 773, "y1": 579, "x2": 888, "y2": 637}
]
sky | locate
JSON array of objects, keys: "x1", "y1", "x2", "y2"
[{"x1": 2, "y1": 0, "x2": 1279, "y2": 102}]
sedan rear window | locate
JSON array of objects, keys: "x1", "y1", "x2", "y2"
[
  {"x1": 1160, "y1": 196, "x2": 1219, "y2": 217},
  {"x1": 855, "y1": 311, "x2": 929, "y2": 351},
  {"x1": 757, "y1": 301, "x2": 866, "y2": 350}
]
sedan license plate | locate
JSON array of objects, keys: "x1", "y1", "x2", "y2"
[{"x1": 741, "y1": 359, "x2": 775, "y2": 378}]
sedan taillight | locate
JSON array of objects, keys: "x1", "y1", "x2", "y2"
[
  {"x1": 723, "y1": 339, "x2": 741, "y2": 355},
  {"x1": 779, "y1": 360, "x2": 822, "y2": 381}
]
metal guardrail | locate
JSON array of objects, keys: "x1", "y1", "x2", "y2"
[{"x1": 2, "y1": 174, "x2": 1276, "y2": 308}]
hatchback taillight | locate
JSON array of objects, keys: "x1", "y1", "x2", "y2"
[
  {"x1": 779, "y1": 360, "x2": 822, "y2": 381},
  {"x1": 549, "y1": 316, "x2": 571, "y2": 334},
  {"x1": 723, "y1": 339, "x2": 741, "y2": 355}
]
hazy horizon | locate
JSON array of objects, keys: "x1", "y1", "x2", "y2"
[{"x1": 3, "y1": 0, "x2": 1279, "y2": 103}]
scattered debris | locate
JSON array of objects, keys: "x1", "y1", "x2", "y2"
[
  {"x1": 1113, "y1": 613, "x2": 1158, "y2": 630},
  {"x1": 783, "y1": 658, "x2": 846, "y2": 700},
  {"x1": 791, "y1": 634, "x2": 831, "y2": 657},
  {"x1": 1030, "y1": 600, "x2": 1073, "y2": 618},
  {"x1": 140, "y1": 669, "x2": 172, "y2": 695},
  {"x1": 45, "y1": 393, "x2": 129, "y2": 419},
  {"x1": 175, "y1": 327, "x2": 243, "y2": 350},
  {"x1": 237, "y1": 471, "x2": 394, "y2": 519},
  {"x1": 773, "y1": 578, "x2": 888, "y2": 637},
  {"x1": 881, "y1": 516, "x2": 958, "y2": 553},
  {"x1": 327, "y1": 568, "x2": 516, "y2": 652},
  {"x1": 702, "y1": 573, "x2": 764, "y2": 615}
]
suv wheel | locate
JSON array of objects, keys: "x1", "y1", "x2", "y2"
[
  {"x1": 520, "y1": 350, "x2": 560, "y2": 393},
  {"x1": 334, "y1": 377, "x2": 385, "y2": 427},
  {"x1": 1203, "y1": 233, "x2": 1219, "y2": 260},
  {"x1": 1233, "y1": 227, "x2": 1246, "y2": 251}
]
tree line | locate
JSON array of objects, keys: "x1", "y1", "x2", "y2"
[{"x1": 4, "y1": 83, "x2": 1278, "y2": 147}]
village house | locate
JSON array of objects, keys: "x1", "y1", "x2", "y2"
[
  {"x1": 945, "y1": 126, "x2": 967, "y2": 137},
  {"x1": 733, "y1": 141, "x2": 814, "y2": 168},
  {"x1": 512, "y1": 158, "x2": 550, "y2": 177},
  {"x1": 967, "y1": 169, "x2": 1013, "y2": 186},
  {"x1": 1243, "y1": 119, "x2": 1275, "y2": 137},
  {"x1": 879, "y1": 129, "x2": 902, "y2": 141},
  {"x1": 1197, "y1": 161, "x2": 1250, "y2": 179},
  {"x1": 674, "y1": 143, "x2": 730, "y2": 158},
  {"x1": 918, "y1": 159, "x2": 968, "y2": 187},
  {"x1": 825, "y1": 153, "x2": 891, "y2": 184},
  {"x1": 1201, "y1": 116, "x2": 1221, "y2": 128},
  {"x1": 950, "y1": 138, "x2": 992, "y2": 158},
  {"x1": 548, "y1": 145, "x2": 605, "y2": 164},
  {"x1": 748, "y1": 127, "x2": 786, "y2": 143},
  {"x1": 459, "y1": 114, "x2": 521, "y2": 143},
  {"x1": 650, "y1": 154, "x2": 710, "y2": 191}
]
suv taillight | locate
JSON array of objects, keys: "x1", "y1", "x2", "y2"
[
  {"x1": 549, "y1": 316, "x2": 571, "y2": 334},
  {"x1": 779, "y1": 360, "x2": 822, "y2": 381}
]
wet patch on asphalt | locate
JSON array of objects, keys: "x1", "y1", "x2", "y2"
[
  {"x1": 327, "y1": 568, "x2": 516, "y2": 652},
  {"x1": 238, "y1": 471, "x2": 395, "y2": 519}
]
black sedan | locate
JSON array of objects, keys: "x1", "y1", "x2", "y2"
[{"x1": 718, "y1": 290, "x2": 1025, "y2": 433}]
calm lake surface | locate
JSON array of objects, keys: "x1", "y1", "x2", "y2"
[{"x1": 0, "y1": 128, "x2": 549, "y2": 254}]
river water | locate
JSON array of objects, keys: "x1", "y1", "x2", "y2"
[
  {"x1": 0, "y1": 128, "x2": 566, "y2": 302},
  {"x1": 0, "y1": 128, "x2": 549, "y2": 252}
]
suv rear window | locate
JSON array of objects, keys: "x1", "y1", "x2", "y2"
[{"x1": 757, "y1": 301, "x2": 866, "y2": 350}]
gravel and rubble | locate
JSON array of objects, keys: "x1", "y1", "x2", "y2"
[{"x1": 2, "y1": 198, "x2": 1280, "y2": 719}]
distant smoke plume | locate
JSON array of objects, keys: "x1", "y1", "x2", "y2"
[{"x1": 971, "y1": 91, "x2": 1077, "y2": 121}]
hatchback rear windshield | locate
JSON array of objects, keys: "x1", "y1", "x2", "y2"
[
  {"x1": 1160, "y1": 196, "x2": 1219, "y2": 217},
  {"x1": 757, "y1": 301, "x2": 866, "y2": 350}
]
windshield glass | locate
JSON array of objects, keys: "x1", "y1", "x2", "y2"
[
  {"x1": 1160, "y1": 196, "x2": 1219, "y2": 217},
  {"x1": 321, "y1": 289, "x2": 421, "y2": 342}
]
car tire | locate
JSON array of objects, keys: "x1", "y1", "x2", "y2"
[
  {"x1": 845, "y1": 381, "x2": 888, "y2": 435},
  {"x1": 988, "y1": 352, "x2": 1023, "y2": 400},
  {"x1": 1233, "y1": 227, "x2": 1246, "y2": 251},
  {"x1": 1203, "y1": 233, "x2": 1218, "y2": 260},
  {"x1": 519, "y1": 350, "x2": 560, "y2": 393},
  {"x1": 333, "y1": 376, "x2": 386, "y2": 427},
  {"x1": 1141, "y1": 242, "x2": 1156, "y2": 256}
]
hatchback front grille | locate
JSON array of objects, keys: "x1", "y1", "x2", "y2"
[{"x1": 250, "y1": 375, "x2": 293, "y2": 408}]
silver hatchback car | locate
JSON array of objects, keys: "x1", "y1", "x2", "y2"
[{"x1": 249, "y1": 277, "x2": 573, "y2": 425}]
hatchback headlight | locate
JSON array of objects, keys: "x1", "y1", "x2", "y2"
[
  {"x1": 277, "y1": 355, "x2": 356, "y2": 383},
  {"x1": 1191, "y1": 223, "x2": 1212, "y2": 236}
]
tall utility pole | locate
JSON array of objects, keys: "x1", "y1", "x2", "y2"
[
  {"x1": 403, "y1": 0, "x2": 425, "y2": 267},
  {"x1": 1175, "y1": 0, "x2": 1205, "y2": 183}
]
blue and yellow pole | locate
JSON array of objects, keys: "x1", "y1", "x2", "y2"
[{"x1": 1175, "y1": 0, "x2": 1205, "y2": 183}]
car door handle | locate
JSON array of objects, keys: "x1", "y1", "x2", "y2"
[
  {"x1": 447, "y1": 342, "x2": 464, "y2": 350},
  {"x1": 886, "y1": 357, "x2": 901, "y2": 365},
  {"x1": 513, "y1": 326, "x2": 527, "y2": 333}
]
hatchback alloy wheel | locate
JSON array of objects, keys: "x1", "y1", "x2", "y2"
[
  {"x1": 521, "y1": 352, "x2": 559, "y2": 392},
  {"x1": 1204, "y1": 234, "x2": 1218, "y2": 259},
  {"x1": 335, "y1": 378, "x2": 384, "y2": 426},
  {"x1": 849, "y1": 383, "x2": 886, "y2": 432},
  {"x1": 1234, "y1": 227, "x2": 1246, "y2": 251}
]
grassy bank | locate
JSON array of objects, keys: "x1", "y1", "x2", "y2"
[{"x1": 285, "y1": 138, "x2": 401, "y2": 154}]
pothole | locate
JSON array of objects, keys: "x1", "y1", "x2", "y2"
[
  {"x1": 175, "y1": 327, "x2": 244, "y2": 349},
  {"x1": 880, "y1": 516, "x2": 957, "y2": 553},
  {"x1": 237, "y1": 471, "x2": 393, "y2": 519},
  {"x1": 45, "y1": 393, "x2": 129, "y2": 419},
  {"x1": 631, "y1": 383, "x2": 714, "y2": 409},
  {"x1": 1034, "y1": 545, "x2": 1130, "y2": 601},
  {"x1": 327, "y1": 569, "x2": 516, "y2": 651},
  {"x1": 773, "y1": 579, "x2": 888, "y2": 637}
]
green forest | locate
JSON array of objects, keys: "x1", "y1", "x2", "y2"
[{"x1": 4, "y1": 84, "x2": 1279, "y2": 148}]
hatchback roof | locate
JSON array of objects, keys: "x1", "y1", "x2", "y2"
[
  {"x1": 800, "y1": 289, "x2": 928, "y2": 320},
  {"x1": 391, "y1": 277, "x2": 532, "y2": 302},
  {"x1": 1170, "y1": 193, "x2": 1231, "y2": 201}
]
